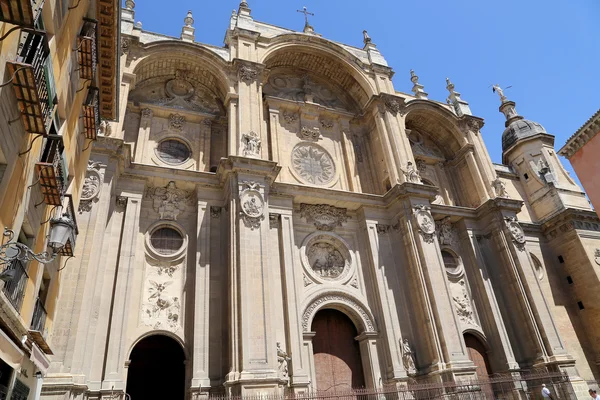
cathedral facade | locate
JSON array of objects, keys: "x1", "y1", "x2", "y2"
[{"x1": 41, "y1": 2, "x2": 600, "y2": 399}]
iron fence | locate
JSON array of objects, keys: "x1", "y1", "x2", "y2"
[
  {"x1": 1, "y1": 259, "x2": 29, "y2": 312},
  {"x1": 30, "y1": 297, "x2": 47, "y2": 332}
]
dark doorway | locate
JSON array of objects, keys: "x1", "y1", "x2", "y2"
[
  {"x1": 311, "y1": 309, "x2": 365, "y2": 392},
  {"x1": 126, "y1": 335, "x2": 185, "y2": 400},
  {"x1": 464, "y1": 333, "x2": 492, "y2": 377}
]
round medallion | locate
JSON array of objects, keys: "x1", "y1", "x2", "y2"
[
  {"x1": 240, "y1": 190, "x2": 264, "y2": 218},
  {"x1": 81, "y1": 170, "x2": 101, "y2": 201},
  {"x1": 415, "y1": 211, "x2": 435, "y2": 235},
  {"x1": 165, "y1": 78, "x2": 194, "y2": 99},
  {"x1": 291, "y1": 143, "x2": 335, "y2": 186},
  {"x1": 300, "y1": 232, "x2": 353, "y2": 284},
  {"x1": 307, "y1": 242, "x2": 345, "y2": 280},
  {"x1": 506, "y1": 220, "x2": 525, "y2": 243}
]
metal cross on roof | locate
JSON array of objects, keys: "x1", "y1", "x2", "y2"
[{"x1": 296, "y1": 6, "x2": 314, "y2": 26}]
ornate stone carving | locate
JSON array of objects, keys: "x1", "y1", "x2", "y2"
[
  {"x1": 121, "y1": 37, "x2": 130, "y2": 55},
  {"x1": 141, "y1": 279, "x2": 180, "y2": 331},
  {"x1": 402, "y1": 162, "x2": 421, "y2": 183},
  {"x1": 238, "y1": 64, "x2": 258, "y2": 83},
  {"x1": 269, "y1": 213, "x2": 280, "y2": 229},
  {"x1": 320, "y1": 119, "x2": 333, "y2": 129},
  {"x1": 383, "y1": 97, "x2": 403, "y2": 115},
  {"x1": 169, "y1": 113, "x2": 186, "y2": 131},
  {"x1": 303, "y1": 273, "x2": 313, "y2": 287},
  {"x1": 277, "y1": 343, "x2": 291, "y2": 379},
  {"x1": 460, "y1": 118, "x2": 483, "y2": 135},
  {"x1": 147, "y1": 258, "x2": 179, "y2": 277},
  {"x1": 210, "y1": 206, "x2": 221, "y2": 218},
  {"x1": 116, "y1": 196, "x2": 128, "y2": 209},
  {"x1": 413, "y1": 205, "x2": 435, "y2": 243},
  {"x1": 302, "y1": 293, "x2": 376, "y2": 332},
  {"x1": 436, "y1": 217, "x2": 458, "y2": 248},
  {"x1": 452, "y1": 280, "x2": 476, "y2": 326},
  {"x1": 263, "y1": 74, "x2": 350, "y2": 111},
  {"x1": 504, "y1": 216, "x2": 526, "y2": 251},
  {"x1": 401, "y1": 339, "x2": 416, "y2": 374},
  {"x1": 147, "y1": 181, "x2": 193, "y2": 221},
  {"x1": 141, "y1": 108, "x2": 153, "y2": 118},
  {"x1": 595, "y1": 249, "x2": 600, "y2": 266},
  {"x1": 492, "y1": 176, "x2": 510, "y2": 198},
  {"x1": 307, "y1": 242, "x2": 346, "y2": 280},
  {"x1": 241, "y1": 131, "x2": 261, "y2": 158},
  {"x1": 376, "y1": 224, "x2": 390, "y2": 234},
  {"x1": 408, "y1": 130, "x2": 443, "y2": 158},
  {"x1": 415, "y1": 159, "x2": 427, "y2": 173},
  {"x1": 350, "y1": 276, "x2": 359, "y2": 289},
  {"x1": 282, "y1": 112, "x2": 298, "y2": 124},
  {"x1": 239, "y1": 181, "x2": 265, "y2": 230},
  {"x1": 98, "y1": 119, "x2": 112, "y2": 137},
  {"x1": 299, "y1": 126, "x2": 321, "y2": 141},
  {"x1": 299, "y1": 204, "x2": 348, "y2": 231},
  {"x1": 291, "y1": 143, "x2": 335, "y2": 185},
  {"x1": 78, "y1": 161, "x2": 103, "y2": 213}
]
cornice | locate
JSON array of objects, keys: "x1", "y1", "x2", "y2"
[{"x1": 558, "y1": 108, "x2": 600, "y2": 159}]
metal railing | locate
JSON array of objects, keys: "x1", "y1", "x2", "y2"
[
  {"x1": 36, "y1": 135, "x2": 67, "y2": 206},
  {"x1": 77, "y1": 18, "x2": 98, "y2": 80},
  {"x1": 58, "y1": 194, "x2": 78, "y2": 256},
  {"x1": 1, "y1": 259, "x2": 29, "y2": 312},
  {"x1": 82, "y1": 86, "x2": 100, "y2": 140},
  {"x1": 0, "y1": 0, "x2": 46, "y2": 28},
  {"x1": 30, "y1": 297, "x2": 47, "y2": 332}
]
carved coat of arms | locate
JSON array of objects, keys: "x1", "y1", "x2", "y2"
[{"x1": 147, "y1": 181, "x2": 193, "y2": 221}]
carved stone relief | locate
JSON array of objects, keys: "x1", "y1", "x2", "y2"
[
  {"x1": 492, "y1": 176, "x2": 510, "y2": 198},
  {"x1": 241, "y1": 131, "x2": 261, "y2": 158},
  {"x1": 141, "y1": 276, "x2": 181, "y2": 331},
  {"x1": 401, "y1": 339, "x2": 416, "y2": 374},
  {"x1": 299, "y1": 126, "x2": 321, "y2": 141},
  {"x1": 407, "y1": 129, "x2": 443, "y2": 159},
  {"x1": 320, "y1": 119, "x2": 333, "y2": 129},
  {"x1": 239, "y1": 181, "x2": 265, "y2": 230},
  {"x1": 238, "y1": 64, "x2": 259, "y2": 84},
  {"x1": 276, "y1": 343, "x2": 291, "y2": 380},
  {"x1": 436, "y1": 217, "x2": 458, "y2": 249},
  {"x1": 291, "y1": 143, "x2": 335, "y2": 185},
  {"x1": 595, "y1": 249, "x2": 600, "y2": 266},
  {"x1": 263, "y1": 74, "x2": 351, "y2": 111},
  {"x1": 301, "y1": 293, "x2": 376, "y2": 332},
  {"x1": 451, "y1": 279, "x2": 477, "y2": 326},
  {"x1": 307, "y1": 242, "x2": 346, "y2": 280},
  {"x1": 169, "y1": 113, "x2": 186, "y2": 131},
  {"x1": 413, "y1": 205, "x2": 436, "y2": 243},
  {"x1": 504, "y1": 216, "x2": 526, "y2": 251},
  {"x1": 78, "y1": 161, "x2": 103, "y2": 213},
  {"x1": 415, "y1": 159, "x2": 427, "y2": 173},
  {"x1": 402, "y1": 162, "x2": 421, "y2": 183},
  {"x1": 282, "y1": 112, "x2": 298, "y2": 124},
  {"x1": 147, "y1": 181, "x2": 193, "y2": 221},
  {"x1": 299, "y1": 203, "x2": 348, "y2": 231},
  {"x1": 210, "y1": 206, "x2": 221, "y2": 218}
]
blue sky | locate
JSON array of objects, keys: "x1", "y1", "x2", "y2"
[{"x1": 132, "y1": 0, "x2": 599, "y2": 185}]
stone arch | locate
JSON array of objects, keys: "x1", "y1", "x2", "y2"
[
  {"x1": 301, "y1": 290, "x2": 377, "y2": 334},
  {"x1": 261, "y1": 38, "x2": 377, "y2": 110},
  {"x1": 127, "y1": 330, "x2": 188, "y2": 362}
]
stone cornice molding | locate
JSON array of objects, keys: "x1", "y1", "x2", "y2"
[
  {"x1": 216, "y1": 156, "x2": 281, "y2": 185},
  {"x1": 541, "y1": 207, "x2": 600, "y2": 240},
  {"x1": 458, "y1": 115, "x2": 485, "y2": 135},
  {"x1": 232, "y1": 59, "x2": 267, "y2": 84},
  {"x1": 559, "y1": 108, "x2": 600, "y2": 159},
  {"x1": 475, "y1": 197, "x2": 524, "y2": 218},
  {"x1": 92, "y1": 136, "x2": 132, "y2": 173}
]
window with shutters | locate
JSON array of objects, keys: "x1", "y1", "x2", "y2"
[{"x1": 150, "y1": 227, "x2": 184, "y2": 255}]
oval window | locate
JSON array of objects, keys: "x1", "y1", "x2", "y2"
[
  {"x1": 156, "y1": 139, "x2": 191, "y2": 164},
  {"x1": 441, "y1": 250, "x2": 460, "y2": 274},
  {"x1": 150, "y1": 227, "x2": 184, "y2": 255}
]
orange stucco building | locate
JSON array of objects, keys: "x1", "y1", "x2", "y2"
[{"x1": 560, "y1": 109, "x2": 600, "y2": 215}]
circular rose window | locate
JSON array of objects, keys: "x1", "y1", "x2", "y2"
[
  {"x1": 150, "y1": 227, "x2": 184, "y2": 255},
  {"x1": 291, "y1": 143, "x2": 335, "y2": 186},
  {"x1": 156, "y1": 139, "x2": 191, "y2": 165}
]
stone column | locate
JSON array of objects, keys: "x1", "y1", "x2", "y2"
[
  {"x1": 135, "y1": 108, "x2": 153, "y2": 163},
  {"x1": 101, "y1": 188, "x2": 144, "y2": 391},
  {"x1": 302, "y1": 332, "x2": 317, "y2": 391},
  {"x1": 464, "y1": 150, "x2": 490, "y2": 205},
  {"x1": 199, "y1": 120, "x2": 212, "y2": 171},
  {"x1": 356, "y1": 333, "x2": 383, "y2": 390},
  {"x1": 277, "y1": 205, "x2": 310, "y2": 391},
  {"x1": 340, "y1": 118, "x2": 361, "y2": 192},
  {"x1": 227, "y1": 96, "x2": 239, "y2": 157},
  {"x1": 191, "y1": 199, "x2": 211, "y2": 390},
  {"x1": 379, "y1": 98, "x2": 415, "y2": 180},
  {"x1": 372, "y1": 108, "x2": 401, "y2": 185},
  {"x1": 235, "y1": 62, "x2": 264, "y2": 158},
  {"x1": 267, "y1": 107, "x2": 281, "y2": 164}
]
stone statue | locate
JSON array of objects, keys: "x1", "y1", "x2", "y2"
[
  {"x1": 492, "y1": 84, "x2": 507, "y2": 102},
  {"x1": 491, "y1": 176, "x2": 510, "y2": 198},
  {"x1": 277, "y1": 342, "x2": 291, "y2": 379},
  {"x1": 148, "y1": 181, "x2": 191, "y2": 221},
  {"x1": 402, "y1": 162, "x2": 421, "y2": 183},
  {"x1": 401, "y1": 339, "x2": 416, "y2": 373},
  {"x1": 241, "y1": 131, "x2": 261, "y2": 158}
]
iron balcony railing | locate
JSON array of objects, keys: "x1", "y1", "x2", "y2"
[
  {"x1": 58, "y1": 194, "x2": 78, "y2": 256},
  {"x1": 82, "y1": 86, "x2": 100, "y2": 140},
  {"x1": 35, "y1": 135, "x2": 68, "y2": 206},
  {"x1": 7, "y1": 28, "x2": 57, "y2": 136},
  {"x1": 77, "y1": 18, "x2": 98, "y2": 81},
  {"x1": 1, "y1": 259, "x2": 29, "y2": 312},
  {"x1": 0, "y1": 0, "x2": 45, "y2": 28},
  {"x1": 30, "y1": 297, "x2": 47, "y2": 332}
]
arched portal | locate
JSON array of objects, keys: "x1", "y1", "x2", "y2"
[
  {"x1": 464, "y1": 333, "x2": 492, "y2": 377},
  {"x1": 311, "y1": 309, "x2": 365, "y2": 392},
  {"x1": 126, "y1": 334, "x2": 186, "y2": 400}
]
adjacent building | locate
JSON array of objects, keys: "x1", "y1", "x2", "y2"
[
  {"x1": 559, "y1": 109, "x2": 600, "y2": 215},
  {"x1": 0, "y1": 1, "x2": 592, "y2": 399},
  {"x1": 0, "y1": 0, "x2": 119, "y2": 397}
]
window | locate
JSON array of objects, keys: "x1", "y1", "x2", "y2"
[
  {"x1": 441, "y1": 250, "x2": 460, "y2": 274},
  {"x1": 566, "y1": 276, "x2": 573, "y2": 284},
  {"x1": 577, "y1": 301, "x2": 585, "y2": 310},
  {"x1": 150, "y1": 227, "x2": 184, "y2": 255},
  {"x1": 156, "y1": 139, "x2": 191, "y2": 165}
]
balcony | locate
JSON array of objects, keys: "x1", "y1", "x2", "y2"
[
  {"x1": 82, "y1": 86, "x2": 100, "y2": 140},
  {"x1": 35, "y1": 135, "x2": 67, "y2": 206},
  {"x1": 6, "y1": 28, "x2": 57, "y2": 136},
  {"x1": 0, "y1": 0, "x2": 45, "y2": 28},
  {"x1": 77, "y1": 18, "x2": 97, "y2": 81},
  {"x1": 1, "y1": 259, "x2": 28, "y2": 312},
  {"x1": 58, "y1": 194, "x2": 78, "y2": 257},
  {"x1": 30, "y1": 297, "x2": 47, "y2": 332}
]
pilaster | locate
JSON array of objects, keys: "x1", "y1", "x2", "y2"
[
  {"x1": 356, "y1": 332, "x2": 383, "y2": 390},
  {"x1": 135, "y1": 108, "x2": 153, "y2": 163},
  {"x1": 234, "y1": 60, "x2": 266, "y2": 159}
]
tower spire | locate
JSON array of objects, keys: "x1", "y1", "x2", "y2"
[
  {"x1": 410, "y1": 70, "x2": 428, "y2": 99},
  {"x1": 445, "y1": 78, "x2": 471, "y2": 116},
  {"x1": 493, "y1": 84, "x2": 523, "y2": 127}
]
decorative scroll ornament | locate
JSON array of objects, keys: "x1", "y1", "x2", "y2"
[
  {"x1": 384, "y1": 97, "x2": 402, "y2": 115},
  {"x1": 299, "y1": 126, "x2": 321, "y2": 141},
  {"x1": 402, "y1": 162, "x2": 422, "y2": 183},
  {"x1": 452, "y1": 280, "x2": 477, "y2": 326},
  {"x1": 320, "y1": 119, "x2": 333, "y2": 129},
  {"x1": 299, "y1": 204, "x2": 348, "y2": 231},
  {"x1": 277, "y1": 342, "x2": 291, "y2": 380},
  {"x1": 415, "y1": 159, "x2": 427, "y2": 173},
  {"x1": 401, "y1": 339, "x2": 417, "y2": 375},
  {"x1": 78, "y1": 161, "x2": 103, "y2": 213},
  {"x1": 141, "y1": 108, "x2": 153, "y2": 118},
  {"x1": 492, "y1": 176, "x2": 510, "y2": 198},
  {"x1": 210, "y1": 206, "x2": 221, "y2": 218},
  {"x1": 147, "y1": 181, "x2": 193, "y2": 221},
  {"x1": 147, "y1": 257, "x2": 179, "y2": 277},
  {"x1": 282, "y1": 112, "x2": 298, "y2": 124},
  {"x1": 238, "y1": 64, "x2": 258, "y2": 83},
  {"x1": 436, "y1": 217, "x2": 458, "y2": 249},
  {"x1": 239, "y1": 181, "x2": 265, "y2": 230},
  {"x1": 141, "y1": 279, "x2": 180, "y2": 331},
  {"x1": 413, "y1": 205, "x2": 435, "y2": 243},
  {"x1": 169, "y1": 113, "x2": 186, "y2": 131},
  {"x1": 241, "y1": 131, "x2": 261, "y2": 158},
  {"x1": 504, "y1": 216, "x2": 526, "y2": 251},
  {"x1": 595, "y1": 249, "x2": 600, "y2": 266}
]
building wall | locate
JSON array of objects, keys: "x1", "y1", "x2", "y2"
[{"x1": 569, "y1": 131, "x2": 600, "y2": 213}]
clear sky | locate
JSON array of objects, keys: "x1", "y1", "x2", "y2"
[{"x1": 131, "y1": 0, "x2": 599, "y2": 186}]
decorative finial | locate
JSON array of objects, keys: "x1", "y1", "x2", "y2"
[
  {"x1": 363, "y1": 30, "x2": 372, "y2": 45},
  {"x1": 240, "y1": 1, "x2": 249, "y2": 7},
  {"x1": 493, "y1": 84, "x2": 522, "y2": 127},
  {"x1": 492, "y1": 84, "x2": 511, "y2": 103},
  {"x1": 184, "y1": 10, "x2": 194, "y2": 27},
  {"x1": 134, "y1": 21, "x2": 142, "y2": 29},
  {"x1": 410, "y1": 70, "x2": 428, "y2": 100},
  {"x1": 297, "y1": 6, "x2": 315, "y2": 34},
  {"x1": 125, "y1": 0, "x2": 135, "y2": 10},
  {"x1": 445, "y1": 78, "x2": 471, "y2": 116}
]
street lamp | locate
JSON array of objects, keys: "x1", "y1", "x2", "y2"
[{"x1": 0, "y1": 214, "x2": 75, "y2": 281}]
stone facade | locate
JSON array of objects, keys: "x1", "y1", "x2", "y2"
[{"x1": 39, "y1": 2, "x2": 600, "y2": 399}]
